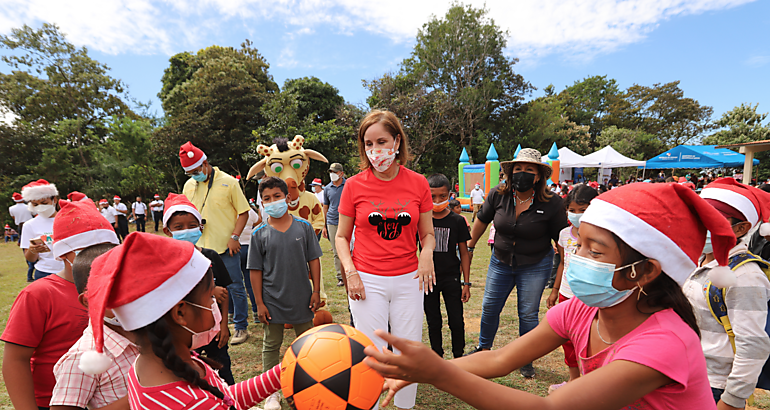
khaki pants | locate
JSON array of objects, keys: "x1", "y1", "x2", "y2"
[
  {"x1": 327, "y1": 224, "x2": 342, "y2": 281},
  {"x1": 472, "y1": 204, "x2": 482, "y2": 222},
  {"x1": 262, "y1": 320, "x2": 314, "y2": 369}
]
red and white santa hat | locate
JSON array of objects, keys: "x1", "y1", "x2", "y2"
[
  {"x1": 154, "y1": 194, "x2": 160, "y2": 199},
  {"x1": 162, "y1": 193, "x2": 201, "y2": 228},
  {"x1": 179, "y1": 141, "x2": 207, "y2": 172},
  {"x1": 701, "y1": 177, "x2": 770, "y2": 236},
  {"x1": 99, "y1": 199, "x2": 109, "y2": 205},
  {"x1": 21, "y1": 180, "x2": 59, "y2": 202},
  {"x1": 12, "y1": 192, "x2": 23, "y2": 203},
  {"x1": 67, "y1": 191, "x2": 88, "y2": 202},
  {"x1": 581, "y1": 183, "x2": 737, "y2": 287},
  {"x1": 52, "y1": 200, "x2": 120, "y2": 260},
  {"x1": 78, "y1": 232, "x2": 211, "y2": 374},
  {"x1": 4, "y1": 224, "x2": 10, "y2": 229},
  {"x1": 113, "y1": 196, "x2": 121, "y2": 201}
]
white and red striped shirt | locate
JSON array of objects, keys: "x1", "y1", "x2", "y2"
[{"x1": 127, "y1": 357, "x2": 281, "y2": 410}]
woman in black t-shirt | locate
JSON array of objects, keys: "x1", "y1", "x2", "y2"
[{"x1": 467, "y1": 148, "x2": 568, "y2": 378}]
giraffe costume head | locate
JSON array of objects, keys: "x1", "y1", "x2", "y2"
[{"x1": 247, "y1": 135, "x2": 328, "y2": 207}]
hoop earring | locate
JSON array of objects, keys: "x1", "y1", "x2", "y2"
[{"x1": 636, "y1": 284, "x2": 647, "y2": 301}]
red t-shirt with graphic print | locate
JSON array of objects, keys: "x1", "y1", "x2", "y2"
[{"x1": 338, "y1": 166, "x2": 432, "y2": 276}]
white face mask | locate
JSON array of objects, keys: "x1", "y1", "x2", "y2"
[
  {"x1": 366, "y1": 139, "x2": 398, "y2": 173},
  {"x1": 330, "y1": 172, "x2": 341, "y2": 182},
  {"x1": 181, "y1": 298, "x2": 221, "y2": 350},
  {"x1": 29, "y1": 203, "x2": 56, "y2": 218},
  {"x1": 103, "y1": 316, "x2": 122, "y2": 327}
]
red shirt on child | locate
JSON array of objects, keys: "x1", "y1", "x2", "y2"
[
  {"x1": 338, "y1": 166, "x2": 432, "y2": 276},
  {"x1": 1, "y1": 274, "x2": 88, "y2": 407}
]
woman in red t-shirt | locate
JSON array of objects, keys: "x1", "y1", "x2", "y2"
[{"x1": 336, "y1": 110, "x2": 435, "y2": 410}]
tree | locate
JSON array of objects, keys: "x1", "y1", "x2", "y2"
[
  {"x1": 401, "y1": 3, "x2": 532, "y2": 156},
  {"x1": 596, "y1": 126, "x2": 664, "y2": 161},
  {"x1": 283, "y1": 77, "x2": 345, "y2": 123},
  {"x1": 507, "y1": 95, "x2": 591, "y2": 157},
  {"x1": 614, "y1": 81, "x2": 714, "y2": 147},
  {"x1": 557, "y1": 75, "x2": 621, "y2": 144},
  {"x1": 154, "y1": 41, "x2": 280, "y2": 184},
  {"x1": 365, "y1": 72, "x2": 457, "y2": 175},
  {"x1": 0, "y1": 23, "x2": 135, "y2": 186},
  {"x1": 702, "y1": 103, "x2": 770, "y2": 146}
]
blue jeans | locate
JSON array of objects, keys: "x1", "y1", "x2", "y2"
[
  {"x1": 239, "y1": 244, "x2": 258, "y2": 314},
  {"x1": 478, "y1": 249, "x2": 554, "y2": 349},
  {"x1": 34, "y1": 269, "x2": 55, "y2": 281},
  {"x1": 220, "y1": 250, "x2": 249, "y2": 331}
]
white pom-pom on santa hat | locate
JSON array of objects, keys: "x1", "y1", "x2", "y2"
[
  {"x1": 78, "y1": 350, "x2": 112, "y2": 375},
  {"x1": 179, "y1": 141, "x2": 207, "y2": 171},
  {"x1": 760, "y1": 223, "x2": 770, "y2": 237},
  {"x1": 709, "y1": 265, "x2": 737, "y2": 288}
]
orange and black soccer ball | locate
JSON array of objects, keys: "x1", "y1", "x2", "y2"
[{"x1": 281, "y1": 323, "x2": 384, "y2": 410}]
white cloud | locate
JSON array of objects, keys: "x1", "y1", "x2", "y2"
[
  {"x1": 745, "y1": 54, "x2": 770, "y2": 68},
  {"x1": 0, "y1": 0, "x2": 756, "y2": 63}
]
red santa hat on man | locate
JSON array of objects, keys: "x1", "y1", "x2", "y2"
[
  {"x1": 21, "y1": 179, "x2": 59, "y2": 202},
  {"x1": 162, "y1": 193, "x2": 201, "y2": 228},
  {"x1": 52, "y1": 200, "x2": 120, "y2": 260},
  {"x1": 179, "y1": 141, "x2": 207, "y2": 172},
  {"x1": 78, "y1": 232, "x2": 211, "y2": 374},
  {"x1": 581, "y1": 183, "x2": 737, "y2": 287},
  {"x1": 12, "y1": 192, "x2": 23, "y2": 203},
  {"x1": 99, "y1": 199, "x2": 109, "y2": 205},
  {"x1": 67, "y1": 191, "x2": 89, "y2": 202},
  {"x1": 113, "y1": 196, "x2": 121, "y2": 201},
  {"x1": 701, "y1": 177, "x2": 770, "y2": 237}
]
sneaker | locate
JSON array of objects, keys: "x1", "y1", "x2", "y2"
[
  {"x1": 467, "y1": 346, "x2": 486, "y2": 355},
  {"x1": 548, "y1": 381, "x2": 567, "y2": 394},
  {"x1": 26, "y1": 278, "x2": 34, "y2": 283},
  {"x1": 228, "y1": 313, "x2": 234, "y2": 325},
  {"x1": 520, "y1": 363, "x2": 535, "y2": 379},
  {"x1": 336, "y1": 279, "x2": 344, "y2": 287},
  {"x1": 263, "y1": 392, "x2": 281, "y2": 410},
  {"x1": 231, "y1": 329, "x2": 248, "y2": 345}
]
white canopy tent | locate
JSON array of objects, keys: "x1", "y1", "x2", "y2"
[
  {"x1": 582, "y1": 146, "x2": 646, "y2": 168},
  {"x1": 558, "y1": 147, "x2": 599, "y2": 168}
]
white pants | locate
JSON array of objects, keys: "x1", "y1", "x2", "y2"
[{"x1": 349, "y1": 270, "x2": 423, "y2": 409}]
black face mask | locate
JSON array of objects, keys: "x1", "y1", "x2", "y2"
[{"x1": 511, "y1": 171, "x2": 536, "y2": 192}]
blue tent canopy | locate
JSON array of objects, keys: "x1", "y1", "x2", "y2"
[{"x1": 641, "y1": 145, "x2": 759, "y2": 169}]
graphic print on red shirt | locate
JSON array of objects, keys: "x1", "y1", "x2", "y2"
[{"x1": 339, "y1": 166, "x2": 432, "y2": 276}]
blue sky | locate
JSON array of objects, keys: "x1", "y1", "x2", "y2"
[{"x1": 2, "y1": 0, "x2": 769, "y2": 125}]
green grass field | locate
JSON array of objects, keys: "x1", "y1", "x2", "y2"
[{"x1": 1, "y1": 219, "x2": 769, "y2": 409}]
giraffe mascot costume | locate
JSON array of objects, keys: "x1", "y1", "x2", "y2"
[{"x1": 248, "y1": 135, "x2": 329, "y2": 307}]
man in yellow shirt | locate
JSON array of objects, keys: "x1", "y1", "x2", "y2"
[{"x1": 180, "y1": 142, "x2": 252, "y2": 344}]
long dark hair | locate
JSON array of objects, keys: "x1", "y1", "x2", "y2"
[
  {"x1": 612, "y1": 234, "x2": 701, "y2": 338},
  {"x1": 136, "y1": 270, "x2": 232, "y2": 408}
]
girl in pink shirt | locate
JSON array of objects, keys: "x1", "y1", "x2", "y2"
[{"x1": 363, "y1": 183, "x2": 739, "y2": 410}]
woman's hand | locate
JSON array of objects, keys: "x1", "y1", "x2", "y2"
[
  {"x1": 347, "y1": 270, "x2": 366, "y2": 301},
  {"x1": 546, "y1": 288, "x2": 559, "y2": 309},
  {"x1": 363, "y1": 329, "x2": 447, "y2": 385},
  {"x1": 415, "y1": 251, "x2": 435, "y2": 294},
  {"x1": 213, "y1": 286, "x2": 229, "y2": 305}
]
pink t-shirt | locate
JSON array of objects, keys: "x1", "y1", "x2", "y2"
[
  {"x1": 338, "y1": 166, "x2": 432, "y2": 276},
  {"x1": 546, "y1": 298, "x2": 716, "y2": 410}
]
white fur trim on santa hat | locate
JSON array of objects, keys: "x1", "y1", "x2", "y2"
[
  {"x1": 22, "y1": 184, "x2": 59, "y2": 202},
  {"x1": 581, "y1": 198, "x2": 697, "y2": 285},
  {"x1": 701, "y1": 187, "x2": 760, "y2": 227},
  {"x1": 113, "y1": 249, "x2": 210, "y2": 331},
  {"x1": 79, "y1": 350, "x2": 113, "y2": 375},
  {"x1": 182, "y1": 153, "x2": 207, "y2": 172},
  {"x1": 53, "y1": 229, "x2": 120, "y2": 259},
  {"x1": 163, "y1": 204, "x2": 201, "y2": 228}
]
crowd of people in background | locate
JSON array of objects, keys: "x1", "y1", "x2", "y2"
[{"x1": 3, "y1": 110, "x2": 770, "y2": 410}]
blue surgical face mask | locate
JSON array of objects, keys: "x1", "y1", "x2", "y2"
[
  {"x1": 567, "y1": 212, "x2": 583, "y2": 228},
  {"x1": 192, "y1": 171, "x2": 207, "y2": 182},
  {"x1": 172, "y1": 227, "x2": 202, "y2": 244},
  {"x1": 264, "y1": 198, "x2": 288, "y2": 218},
  {"x1": 703, "y1": 231, "x2": 713, "y2": 255},
  {"x1": 565, "y1": 254, "x2": 644, "y2": 308}
]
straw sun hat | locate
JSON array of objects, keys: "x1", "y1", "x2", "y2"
[{"x1": 500, "y1": 148, "x2": 552, "y2": 180}]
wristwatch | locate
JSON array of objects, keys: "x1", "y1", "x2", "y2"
[
  {"x1": 461, "y1": 281, "x2": 473, "y2": 287},
  {"x1": 230, "y1": 235, "x2": 240, "y2": 241}
]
